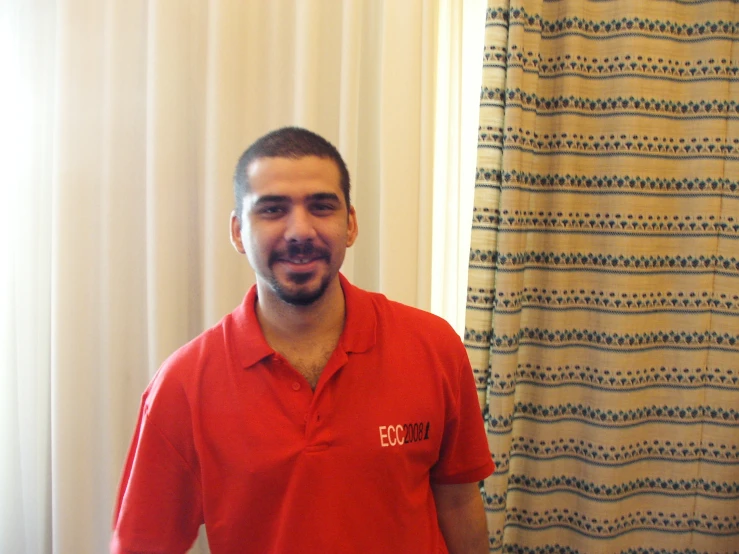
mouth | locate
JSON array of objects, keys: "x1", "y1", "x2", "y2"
[
  {"x1": 273, "y1": 256, "x2": 327, "y2": 286},
  {"x1": 271, "y1": 250, "x2": 330, "y2": 273},
  {"x1": 279, "y1": 257, "x2": 322, "y2": 270},
  {"x1": 282, "y1": 255, "x2": 323, "y2": 265}
]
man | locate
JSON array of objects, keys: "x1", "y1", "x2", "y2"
[{"x1": 112, "y1": 127, "x2": 494, "y2": 553}]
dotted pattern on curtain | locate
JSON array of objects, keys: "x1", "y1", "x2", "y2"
[{"x1": 465, "y1": 1, "x2": 739, "y2": 553}]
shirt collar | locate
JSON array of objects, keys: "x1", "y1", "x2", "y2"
[
  {"x1": 230, "y1": 272, "x2": 376, "y2": 370},
  {"x1": 338, "y1": 272, "x2": 377, "y2": 355},
  {"x1": 230, "y1": 284, "x2": 273, "y2": 369}
]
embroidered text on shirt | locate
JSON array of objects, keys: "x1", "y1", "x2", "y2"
[{"x1": 378, "y1": 421, "x2": 430, "y2": 447}]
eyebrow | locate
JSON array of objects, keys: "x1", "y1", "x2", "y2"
[
  {"x1": 252, "y1": 192, "x2": 341, "y2": 206},
  {"x1": 308, "y1": 193, "x2": 341, "y2": 203},
  {"x1": 252, "y1": 195, "x2": 290, "y2": 206}
]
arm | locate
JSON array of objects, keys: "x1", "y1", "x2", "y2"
[
  {"x1": 432, "y1": 481, "x2": 489, "y2": 554},
  {"x1": 112, "y1": 379, "x2": 203, "y2": 554}
]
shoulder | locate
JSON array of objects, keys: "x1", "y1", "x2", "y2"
[
  {"x1": 342, "y1": 274, "x2": 457, "y2": 339},
  {"x1": 370, "y1": 289, "x2": 458, "y2": 335},
  {"x1": 144, "y1": 318, "x2": 230, "y2": 410},
  {"x1": 357, "y1": 287, "x2": 465, "y2": 355},
  {"x1": 166, "y1": 322, "x2": 227, "y2": 373}
]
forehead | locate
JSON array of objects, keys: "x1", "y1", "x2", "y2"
[{"x1": 246, "y1": 156, "x2": 342, "y2": 197}]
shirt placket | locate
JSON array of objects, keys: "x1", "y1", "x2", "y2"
[{"x1": 305, "y1": 348, "x2": 349, "y2": 451}]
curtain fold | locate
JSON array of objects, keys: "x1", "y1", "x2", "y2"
[
  {"x1": 1, "y1": 3, "x2": 55, "y2": 553},
  {"x1": 467, "y1": 1, "x2": 739, "y2": 552}
]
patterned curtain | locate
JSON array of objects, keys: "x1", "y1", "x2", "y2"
[{"x1": 465, "y1": 1, "x2": 739, "y2": 552}]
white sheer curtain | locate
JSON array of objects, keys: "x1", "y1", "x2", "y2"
[{"x1": 0, "y1": 1, "x2": 485, "y2": 552}]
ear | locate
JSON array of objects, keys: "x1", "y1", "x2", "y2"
[
  {"x1": 230, "y1": 211, "x2": 246, "y2": 254},
  {"x1": 346, "y1": 206, "x2": 358, "y2": 247}
]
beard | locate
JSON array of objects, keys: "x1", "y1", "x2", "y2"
[
  {"x1": 268, "y1": 274, "x2": 332, "y2": 306},
  {"x1": 267, "y1": 241, "x2": 333, "y2": 306}
]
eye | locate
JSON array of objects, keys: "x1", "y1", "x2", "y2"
[
  {"x1": 256, "y1": 205, "x2": 286, "y2": 218},
  {"x1": 311, "y1": 203, "x2": 337, "y2": 214}
]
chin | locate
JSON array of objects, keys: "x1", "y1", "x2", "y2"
[
  {"x1": 271, "y1": 275, "x2": 332, "y2": 306},
  {"x1": 281, "y1": 291, "x2": 324, "y2": 306}
]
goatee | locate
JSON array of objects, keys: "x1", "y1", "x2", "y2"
[
  {"x1": 269, "y1": 274, "x2": 331, "y2": 306},
  {"x1": 268, "y1": 241, "x2": 333, "y2": 306}
]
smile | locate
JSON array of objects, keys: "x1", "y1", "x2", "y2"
[
  {"x1": 270, "y1": 244, "x2": 331, "y2": 269},
  {"x1": 275, "y1": 255, "x2": 327, "y2": 270}
]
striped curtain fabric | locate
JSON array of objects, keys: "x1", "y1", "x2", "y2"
[{"x1": 465, "y1": 1, "x2": 739, "y2": 552}]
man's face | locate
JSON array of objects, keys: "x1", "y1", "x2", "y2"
[{"x1": 231, "y1": 155, "x2": 357, "y2": 306}]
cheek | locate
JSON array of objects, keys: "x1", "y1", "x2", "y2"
[
  {"x1": 242, "y1": 230, "x2": 269, "y2": 260},
  {"x1": 249, "y1": 234, "x2": 271, "y2": 255},
  {"x1": 246, "y1": 224, "x2": 275, "y2": 247},
  {"x1": 326, "y1": 229, "x2": 349, "y2": 247}
]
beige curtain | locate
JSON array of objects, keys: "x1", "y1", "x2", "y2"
[
  {"x1": 0, "y1": 1, "x2": 490, "y2": 552},
  {"x1": 466, "y1": 1, "x2": 739, "y2": 552}
]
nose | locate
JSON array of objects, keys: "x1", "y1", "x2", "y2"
[{"x1": 284, "y1": 206, "x2": 317, "y2": 242}]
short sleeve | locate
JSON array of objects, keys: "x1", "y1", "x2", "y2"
[
  {"x1": 111, "y1": 381, "x2": 203, "y2": 554},
  {"x1": 430, "y1": 339, "x2": 495, "y2": 484}
]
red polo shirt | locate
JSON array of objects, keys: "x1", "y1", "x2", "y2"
[{"x1": 112, "y1": 275, "x2": 494, "y2": 553}]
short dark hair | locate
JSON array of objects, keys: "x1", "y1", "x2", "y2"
[{"x1": 233, "y1": 127, "x2": 351, "y2": 220}]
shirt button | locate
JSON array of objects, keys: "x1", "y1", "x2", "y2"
[{"x1": 292, "y1": 382, "x2": 301, "y2": 391}]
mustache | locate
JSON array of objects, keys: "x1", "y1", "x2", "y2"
[{"x1": 269, "y1": 242, "x2": 331, "y2": 263}]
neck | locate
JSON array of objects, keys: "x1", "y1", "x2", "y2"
[{"x1": 255, "y1": 277, "x2": 346, "y2": 346}]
